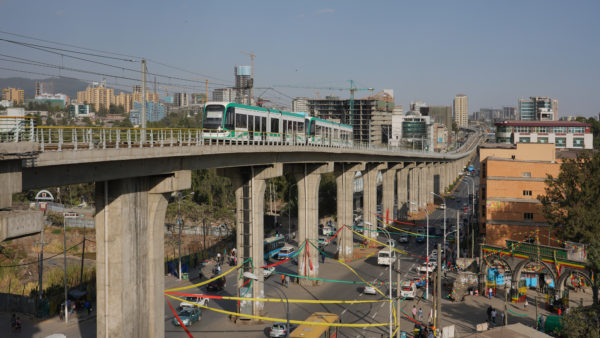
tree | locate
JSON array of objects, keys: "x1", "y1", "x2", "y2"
[
  {"x1": 539, "y1": 150, "x2": 600, "y2": 304},
  {"x1": 558, "y1": 305, "x2": 600, "y2": 338}
]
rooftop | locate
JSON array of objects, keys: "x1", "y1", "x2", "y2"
[{"x1": 495, "y1": 120, "x2": 589, "y2": 128}]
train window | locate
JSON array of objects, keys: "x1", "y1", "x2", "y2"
[
  {"x1": 271, "y1": 118, "x2": 279, "y2": 133},
  {"x1": 298, "y1": 122, "x2": 304, "y2": 133},
  {"x1": 224, "y1": 107, "x2": 235, "y2": 130},
  {"x1": 236, "y1": 114, "x2": 247, "y2": 129},
  {"x1": 283, "y1": 120, "x2": 288, "y2": 133},
  {"x1": 288, "y1": 121, "x2": 293, "y2": 132},
  {"x1": 261, "y1": 117, "x2": 266, "y2": 132},
  {"x1": 249, "y1": 116, "x2": 255, "y2": 132},
  {"x1": 309, "y1": 121, "x2": 315, "y2": 135}
]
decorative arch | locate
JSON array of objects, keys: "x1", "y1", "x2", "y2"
[
  {"x1": 512, "y1": 258, "x2": 557, "y2": 287},
  {"x1": 556, "y1": 269, "x2": 593, "y2": 295}
]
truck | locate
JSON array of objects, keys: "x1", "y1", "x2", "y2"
[{"x1": 377, "y1": 249, "x2": 396, "y2": 266}]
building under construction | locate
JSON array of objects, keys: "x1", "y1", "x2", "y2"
[{"x1": 292, "y1": 91, "x2": 395, "y2": 145}]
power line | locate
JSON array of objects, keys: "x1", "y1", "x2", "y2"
[
  {"x1": 0, "y1": 30, "x2": 233, "y2": 86},
  {"x1": 0, "y1": 38, "x2": 232, "y2": 87},
  {"x1": 0, "y1": 240, "x2": 84, "y2": 268}
]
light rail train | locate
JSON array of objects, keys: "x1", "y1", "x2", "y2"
[{"x1": 202, "y1": 102, "x2": 353, "y2": 147}]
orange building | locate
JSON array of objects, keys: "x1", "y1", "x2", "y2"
[
  {"x1": 2, "y1": 88, "x2": 25, "y2": 104},
  {"x1": 478, "y1": 143, "x2": 581, "y2": 246}
]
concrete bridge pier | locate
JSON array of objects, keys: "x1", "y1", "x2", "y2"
[
  {"x1": 397, "y1": 163, "x2": 413, "y2": 218},
  {"x1": 94, "y1": 170, "x2": 190, "y2": 338},
  {"x1": 222, "y1": 164, "x2": 282, "y2": 317},
  {"x1": 382, "y1": 163, "x2": 402, "y2": 225},
  {"x1": 335, "y1": 162, "x2": 364, "y2": 261},
  {"x1": 425, "y1": 163, "x2": 434, "y2": 205},
  {"x1": 292, "y1": 163, "x2": 332, "y2": 286},
  {"x1": 363, "y1": 163, "x2": 386, "y2": 243},
  {"x1": 417, "y1": 163, "x2": 427, "y2": 210},
  {"x1": 408, "y1": 165, "x2": 418, "y2": 213}
]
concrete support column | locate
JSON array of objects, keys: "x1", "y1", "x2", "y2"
[
  {"x1": 335, "y1": 163, "x2": 364, "y2": 261},
  {"x1": 417, "y1": 163, "x2": 427, "y2": 210},
  {"x1": 95, "y1": 171, "x2": 190, "y2": 338},
  {"x1": 293, "y1": 163, "x2": 333, "y2": 286},
  {"x1": 408, "y1": 166, "x2": 418, "y2": 213},
  {"x1": 222, "y1": 164, "x2": 282, "y2": 317},
  {"x1": 382, "y1": 163, "x2": 403, "y2": 224},
  {"x1": 426, "y1": 163, "x2": 434, "y2": 204},
  {"x1": 363, "y1": 163, "x2": 385, "y2": 240},
  {"x1": 396, "y1": 165, "x2": 411, "y2": 218}
]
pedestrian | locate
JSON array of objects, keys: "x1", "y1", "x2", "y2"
[
  {"x1": 321, "y1": 252, "x2": 325, "y2": 264},
  {"x1": 500, "y1": 311, "x2": 505, "y2": 325},
  {"x1": 491, "y1": 308, "x2": 496, "y2": 324},
  {"x1": 524, "y1": 298, "x2": 528, "y2": 309},
  {"x1": 418, "y1": 307, "x2": 423, "y2": 321},
  {"x1": 412, "y1": 305, "x2": 417, "y2": 319},
  {"x1": 428, "y1": 308, "x2": 433, "y2": 325},
  {"x1": 14, "y1": 316, "x2": 21, "y2": 331},
  {"x1": 217, "y1": 252, "x2": 221, "y2": 265},
  {"x1": 285, "y1": 275, "x2": 290, "y2": 288},
  {"x1": 281, "y1": 274, "x2": 285, "y2": 286},
  {"x1": 488, "y1": 287, "x2": 493, "y2": 299},
  {"x1": 487, "y1": 306, "x2": 492, "y2": 322},
  {"x1": 216, "y1": 264, "x2": 221, "y2": 274}
]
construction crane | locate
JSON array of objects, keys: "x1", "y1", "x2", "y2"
[{"x1": 274, "y1": 80, "x2": 373, "y2": 125}]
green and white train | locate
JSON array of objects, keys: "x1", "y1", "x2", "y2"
[{"x1": 202, "y1": 102, "x2": 353, "y2": 147}]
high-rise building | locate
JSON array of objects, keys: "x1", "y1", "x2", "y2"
[
  {"x1": 503, "y1": 106, "x2": 517, "y2": 120},
  {"x1": 114, "y1": 92, "x2": 133, "y2": 113},
  {"x1": 428, "y1": 106, "x2": 452, "y2": 128},
  {"x1": 292, "y1": 98, "x2": 309, "y2": 113},
  {"x1": 518, "y1": 97, "x2": 558, "y2": 121},
  {"x1": 173, "y1": 92, "x2": 189, "y2": 107},
  {"x1": 2, "y1": 88, "x2": 25, "y2": 105},
  {"x1": 77, "y1": 83, "x2": 114, "y2": 112},
  {"x1": 235, "y1": 65, "x2": 252, "y2": 105},
  {"x1": 212, "y1": 88, "x2": 237, "y2": 102},
  {"x1": 129, "y1": 101, "x2": 166, "y2": 125},
  {"x1": 410, "y1": 101, "x2": 429, "y2": 115},
  {"x1": 453, "y1": 94, "x2": 468, "y2": 127}
]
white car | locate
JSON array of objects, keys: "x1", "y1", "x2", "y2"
[
  {"x1": 417, "y1": 262, "x2": 437, "y2": 273},
  {"x1": 398, "y1": 235, "x2": 409, "y2": 243},
  {"x1": 269, "y1": 322, "x2": 289, "y2": 338},
  {"x1": 263, "y1": 266, "x2": 276, "y2": 279},
  {"x1": 179, "y1": 296, "x2": 209, "y2": 309},
  {"x1": 363, "y1": 285, "x2": 377, "y2": 295},
  {"x1": 400, "y1": 281, "x2": 417, "y2": 299},
  {"x1": 385, "y1": 239, "x2": 397, "y2": 248},
  {"x1": 439, "y1": 203, "x2": 446, "y2": 210}
]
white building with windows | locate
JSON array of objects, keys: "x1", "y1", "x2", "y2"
[{"x1": 495, "y1": 120, "x2": 593, "y2": 149}]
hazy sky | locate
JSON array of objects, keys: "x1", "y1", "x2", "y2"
[{"x1": 1, "y1": 0, "x2": 599, "y2": 116}]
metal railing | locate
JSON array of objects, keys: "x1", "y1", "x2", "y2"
[
  {"x1": 0, "y1": 116, "x2": 35, "y2": 142},
  {"x1": 1, "y1": 123, "x2": 481, "y2": 158}
]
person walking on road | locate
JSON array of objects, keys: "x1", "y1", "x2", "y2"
[
  {"x1": 281, "y1": 274, "x2": 285, "y2": 286},
  {"x1": 217, "y1": 252, "x2": 221, "y2": 265},
  {"x1": 500, "y1": 311, "x2": 505, "y2": 325},
  {"x1": 412, "y1": 305, "x2": 417, "y2": 319},
  {"x1": 491, "y1": 308, "x2": 497, "y2": 324},
  {"x1": 524, "y1": 298, "x2": 528, "y2": 309},
  {"x1": 488, "y1": 287, "x2": 493, "y2": 299},
  {"x1": 418, "y1": 308, "x2": 423, "y2": 322}
]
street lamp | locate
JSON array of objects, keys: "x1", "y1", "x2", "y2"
[
  {"x1": 175, "y1": 191, "x2": 194, "y2": 280},
  {"x1": 431, "y1": 192, "x2": 446, "y2": 258},
  {"x1": 371, "y1": 221, "x2": 394, "y2": 338},
  {"x1": 410, "y1": 202, "x2": 429, "y2": 300},
  {"x1": 286, "y1": 183, "x2": 297, "y2": 242},
  {"x1": 463, "y1": 176, "x2": 475, "y2": 216},
  {"x1": 63, "y1": 211, "x2": 68, "y2": 323},
  {"x1": 244, "y1": 271, "x2": 290, "y2": 338}
]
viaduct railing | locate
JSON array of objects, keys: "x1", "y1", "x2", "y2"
[{"x1": 1, "y1": 117, "x2": 481, "y2": 157}]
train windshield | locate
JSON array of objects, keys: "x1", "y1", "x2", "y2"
[{"x1": 203, "y1": 104, "x2": 225, "y2": 130}]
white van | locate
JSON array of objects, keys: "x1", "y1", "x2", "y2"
[
  {"x1": 400, "y1": 281, "x2": 417, "y2": 299},
  {"x1": 377, "y1": 249, "x2": 396, "y2": 265}
]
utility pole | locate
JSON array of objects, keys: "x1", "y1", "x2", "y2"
[
  {"x1": 205, "y1": 79, "x2": 209, "y2": 104},
  {"x1": 504, "y1": 286, "x2": 508, "y2": 326},
  {"x1": 141, "y1": 59, "x2": 147, "y2": 142},
  {"x1": 79, "y1": 215, "x2": 86, "y2": 286},
  {"x1": 456, "y1": 210, "x2": 460, "y2": 261},
  {"x1": 396, "y1": 252, "x2": 401, "y2": 338},
  {"x1": 436, "y1": 243, "x2": 442, "y2": 333},
  {"x1": 241, "y1": 52, "x2": 255, "y2": 104}
]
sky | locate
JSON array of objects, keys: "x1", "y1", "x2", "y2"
[{"x1": 1, "y1": 0, "x2": 599, "y2": 116}]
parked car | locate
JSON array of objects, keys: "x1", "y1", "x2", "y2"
[
  {"x1": 179, "y1": 296, "x2": 209, "y2": 310},
  {"x1": 263, "y1": 266, "x2": 276, "y2": 279},
  {"x1": 172, "y1": 307, "x2": 202, "y2": 327},
  {"x1": 354, "y1": 222, "x2": 364, "y2": 234},
  {"x1": 417, "y1": 262, "x2": 437, "y2": 273},
  {"x1": 277, "y1": 247, "x2": 296, "y2": 260},
  {"x1": 413, "y1": 277, "x2": 426, "y2": 288},
  {"x1": 439, "y1": 203, "x2": 446, "y2": 210},
  {"x1": 363, "y1": 285, "x2": 377, "y2": 295},
  {"x1": 398, "y1": 235, "x2": 409, "y2": 243},
  {"x1": 269, "y1": 322, "x2": 289, "y2": 337},
  {"x1": 385, "y1": 239, "x2": 397, "y2": 248},
  {"x1": 206, "y1": 277, "x2": 226, "y2": 292}
]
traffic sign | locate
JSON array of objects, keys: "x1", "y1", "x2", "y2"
[
  {"x1": 39, "y1": 202, "x2": 48, "y2": 211},
  {"x1": 63, "y1": 212, "x2": 78, "y2": 218}
]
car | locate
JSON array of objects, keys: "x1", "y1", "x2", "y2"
[
  {"x1": 416, "y1": 229, "x2": 425, "y2": 243},
  {"x1": 398, "y1": 235, "x2": 409, "y2": 243},
  {"x1": 363, "y1": 285, "x2": 377, "y2": 295},
  {"x1": 400, "y1": 281, "x2": 417, "y2": 299},
  {"x1": 263, "y1": 266, "x2": 276, "y2": 279},
  {"x1": 377, "y1": 249, "x2": 397, "y2": 265},
  {"x1": 206, "y1": 277, "x2": 226, "y2": 292},
  {"x1": 413, "y1": 277, "x2": 426, "y2": 288},
  {"x1": 179, "y1": 296, "x2": 209, "y2": 310},
  {"x1": 439, "y1": 203, "x2": 446, "y2": 210},
  {"x1": 354, "y1": 222, "x2": 364, "y2": 234},
  {"x1": 318, "y1": 236, "x2": 328, "y2": 246},
  {"x1": 277, "y1": 247, "x2": 296, "y2": 260},
  {"x1": 269, "y1": 322, "x2": 289, "y2": 337},
  {"x1": 172, "y1": 307, "x2": 201, "y2": 327},
  {"x1": 417, "y1": 262, "x2": 437, "y2": 273}
]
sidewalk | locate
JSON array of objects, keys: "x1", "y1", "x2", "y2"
[{"x1": 0, "y1": 309, "x2": 96, "y2": 338}]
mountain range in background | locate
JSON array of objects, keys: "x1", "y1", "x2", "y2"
[{"x1": 0, "y1": 77, "x2": 119, "y2": 99}]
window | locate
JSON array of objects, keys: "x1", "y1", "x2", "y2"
[
  {"x1": 573, "y1": 138, "x2": 584, "y2": 148},
  {"x1": 235, "y1": 113, "x2": 247, "y2": 129},
  {"x1": 523, "y1": 190, "x2": 532, "y2": 196},
  {"x1": 538, "y1": 137, "x2": 548, "y2": 144},
  {"x1": 271, "y1": 118, "x2": 279, "y2": 133},
  {"x1": 224, "y1": 107, "x2": 235, "y2": 130},
  {"x1": 519, "y1": 137, "x2": 530, "y2": 143},
  {"x1": 482, "y1": 163, "x2": 486, "y2": 178},
  {"x1": 555, "y1": 137, "x2": 566, "y2": 147},
  {"x1": 524, "y1": 213, "x2": 534, "y2": 220},
  {"x1": 522, "y1": 172, "x2": 531, "y2": 178},
  {"x1": 482, "y1": 187, "x2": 486, "y2": 199}
]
